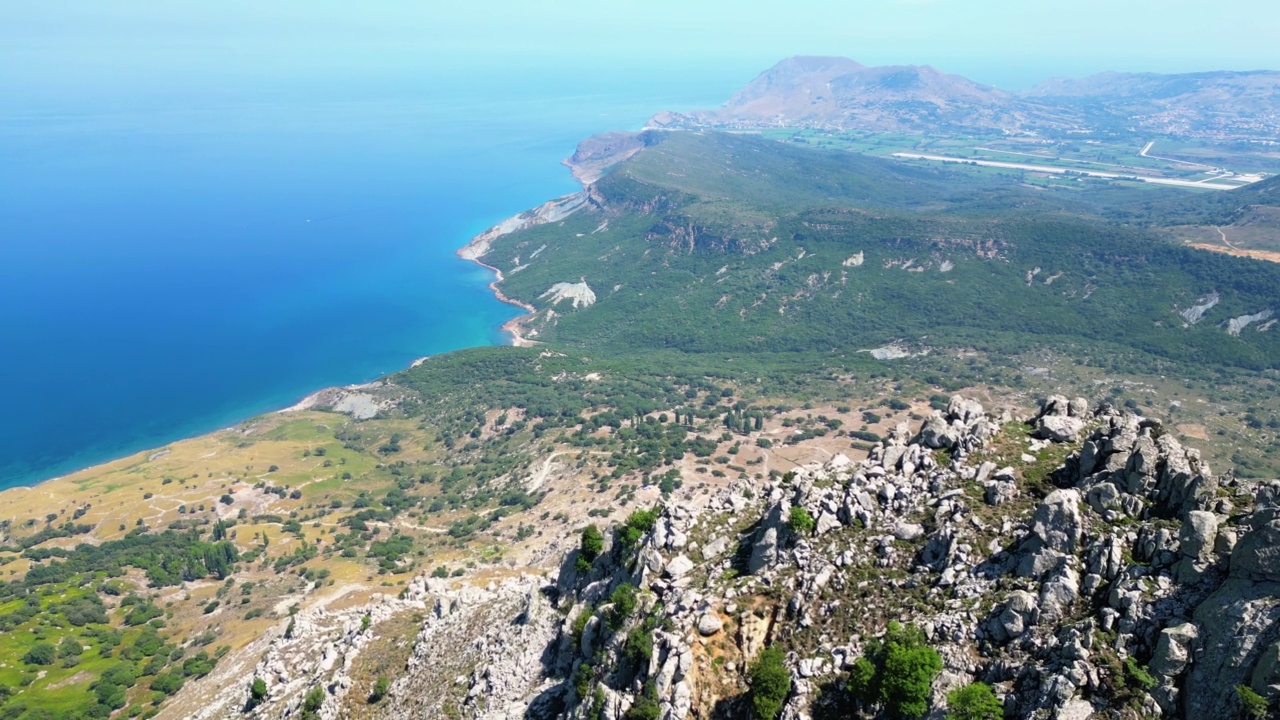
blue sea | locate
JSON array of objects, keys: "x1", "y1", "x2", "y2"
[{"x1": 0, "y1": 71, "x2": 742, "y2": 488}]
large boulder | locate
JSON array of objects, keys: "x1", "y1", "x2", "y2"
[
  {"x1": 1032, "y1": 394, "x2": 1088, "y2": 442},
  {"x1": 991, "y1": 590, "x2": 1039, "y2": 643},
  {"x1": 1151, "y1": 623, "x2": 1199, "y2": 678},
  {"x1": 1230, "y1": 519, "x2": 1280, "y2": 583},
  {"x1": 1038, "y1": 564, "x2": 1080, "y2": 623},
  {"x1": 947, "y1": 395, "x2": 985, "y2": 424},
  {"x1": 1036, "y1": 415, "x2": 1085, "y2": 443},
  {"x1": 664, "y1": 555, "x2": 695, "y2": 580},
  {"x1": 696, "y1": 613, "x2": 723, "y2": 637},
  {"x1": 747, "y1": 503, "x2": 785, "y2": 575},
  {"x1": 1251, "y1": 641, "x2": 1280, "y2": 698},
  {"x1": 748, "y1": 527, "x2": 779, "y2": 575},
  {"x1": 1032, "y1": 490, "x2": 1084, "y2": 554},
  {"x1": 1184, "y1": 577, "x2": 1280, "y2": 718},
  {"x1": 1176, "y1": 511, "x2": 1220, "y2": 582},
  {"x1": 1018, "y1": 490, "x2": 1083, "y2": 578},
  {"x1": 917, "y1": 413, "x2": 958, "y2": 449}
]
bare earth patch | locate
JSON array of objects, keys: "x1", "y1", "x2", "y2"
[{"x1": 1187, "y1": 242, "x2": 1280, "y2": 264}]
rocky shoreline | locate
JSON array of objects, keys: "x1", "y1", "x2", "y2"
[
  {"x1": 469, "y1": 256, "x2": 539, "y2": 347},
  {"x1": 455, "y1": 188, "x2": 597, "y2": 349}
]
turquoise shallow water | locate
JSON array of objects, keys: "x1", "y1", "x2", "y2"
[{"x1": 0, "y1": 73, "x2": 739, "y2": 489}]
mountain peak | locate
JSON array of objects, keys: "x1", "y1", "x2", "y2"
[{"x1": 704, "y1": 57, "x2": 1018, "y2": 131}]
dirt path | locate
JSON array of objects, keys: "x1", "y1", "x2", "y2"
[
  {"x1": 1214, "y1": 226, "x2": 1242, "y2": 251},
  {"x1": 526, "y1": 451, "x2": 569, "y2": 492}
]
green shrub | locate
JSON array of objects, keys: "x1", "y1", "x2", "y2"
[
  {"x1": 21, "y1": 643, "x2": 56, "y2": 666},
  {"x1": 788, "y1": 507, "x2": 815, "y2": 535},
  {"x1": 150, "y1": 673, "x2": 184, "y2": 696},
  {"x1": 1123, "y1": 657, "x2": 1157, "y2": 690},
  {"x1": 615, "y1": 508, "x2": 660, "y2": 553},
  {"x1": 57, "y1": 637, "x2": 82, "y2": 659},
  {"x1": 625, "y1": 682, "x2": 662, "y2": 720},
  {"x1": 248, "y1": 678, "x2": 268, "y2": 708},
  {"x1": 1237, "y1": 685, "x2": 1269, "y2": 719},
  {"x1": 882, "y1": 643, "x2": 942, "y2": 718},
  {"x1": 624, "y1": 626, "x2": 654, "y2": 667},
  {"x1": 571, "y1": 604, "x2": 595, "y2": 648},
  {"x1": 748, "y1": 646, "x2": 792, "y2": 720},
  {"x1": 303, "y1": 686, "x2": 326, "y2": 713},
  {"x1": 368, "y1": 676, "x2": 390, "y2": 703},
  {"x1": 946, "y1": 682, "x2": 1003, "y2": 720},
  {"x1": 607, "y1": 584, "x2": 638, "y2": 630},
  {"x1": 848, "y1": 656, "x2": 877, "y2": 703}
]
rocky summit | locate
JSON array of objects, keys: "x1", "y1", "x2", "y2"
[{"x1": 207, "y1": 395, "x2": 1280, "y2": 720}]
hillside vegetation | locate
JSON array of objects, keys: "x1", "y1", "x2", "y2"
[{"x1": 485, "y1": 131, "x2": 1280, "y2": 371}]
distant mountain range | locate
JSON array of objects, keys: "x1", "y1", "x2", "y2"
[{"x1": 650, "y1": 56, "x2": 1280, "y2": 138}]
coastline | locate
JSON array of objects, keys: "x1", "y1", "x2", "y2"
[
  {"x1": 468, "y1": 256, "x2": 539, "y2": 348},
  {"x1": 6, "y1": 151, "x2": 604, "y2": 493},
  {"x1": 455, "y1": 187, "x2": 598, "y2": 348}
]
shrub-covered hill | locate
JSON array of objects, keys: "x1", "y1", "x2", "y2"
[{"x1": 479, "y1": 130, "x2": 1280, "y2": 371}]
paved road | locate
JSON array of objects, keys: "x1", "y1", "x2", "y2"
[{"x1": 1139, "y1": 139, "x2": 1217, "y2": 170}]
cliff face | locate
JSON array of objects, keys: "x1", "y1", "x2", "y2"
[
  {"x1": 234, "y1": 395, "x2": 1280, "y2": 720},
  {"x1": 458, "y1": 190, "x2": 601, "y2": 262},
  {"x1": 565, "y1": 130, "x2": 666, "y2": 185}
]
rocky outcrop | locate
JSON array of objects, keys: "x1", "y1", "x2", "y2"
[
  {"x1": 195, "y1": 575, "x2": 436, "y2": 720},
  {"x1": 239, "y1": 395, "x2": 1270, "y2": 720},
  {"x1": 386, "y1": 576, "x2": 561, "y2": 720},
  {"x1": 913, "y1": 395, "x2": 997, "y2": 456},
  {"x1": 458, "y1": 192, "x2": 597, "y2": 261},
  {"x1": 1030, "y1": 394, "x2": 1089, "y2": 443},
  {"x1": 539, "y1": 281, "x2": 597, "y2": 309}
]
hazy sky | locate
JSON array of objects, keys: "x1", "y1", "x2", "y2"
[{"x1": 3, "y1": 0, "x2": 1278, "y2": 104}]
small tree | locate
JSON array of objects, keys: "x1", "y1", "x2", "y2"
[
  {"x1": 607, "y1": 584, "x2": 638, "y2": 630},
  {"x1": 368, "y1": 676, "x2": 390, "y2": 703},
  {"x1": 248, "y1": 678, "x2": 268, "y2": 708},
  {"x1": 749, "y1": 646, "x2": 792, "y2": 720},
  {"x1": 947, "y1": 682, "x2": 1003, "y2": 720},
  {"x1": 847, "y1": 622, "x2": 942, "y2": 720},
  {"x1": 577, "y1": 524, "x2": 604, "y2": 573}
]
